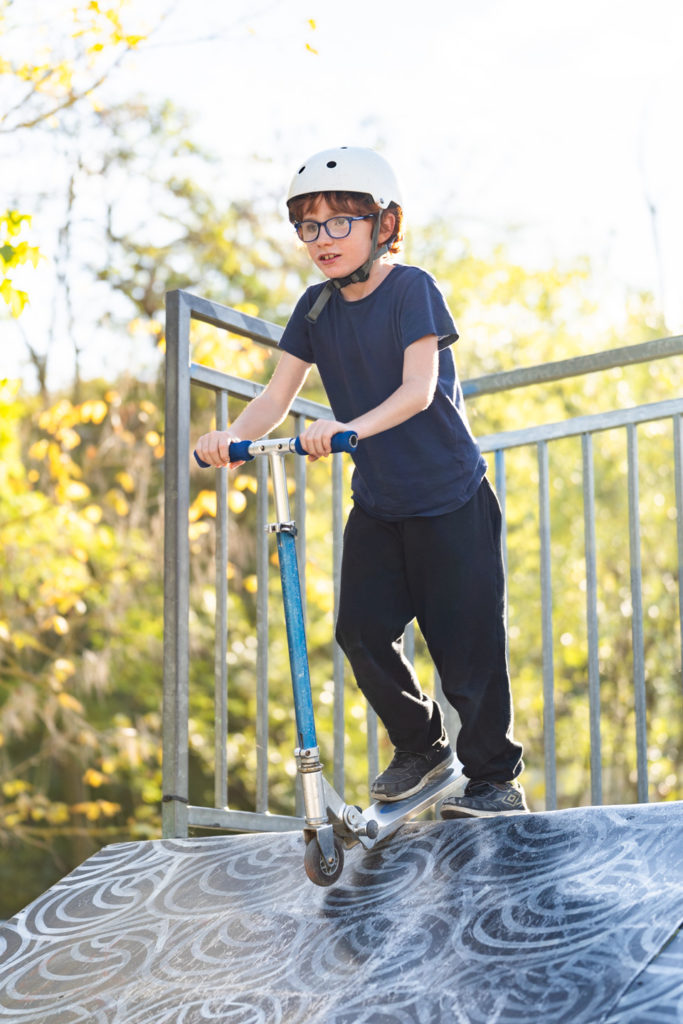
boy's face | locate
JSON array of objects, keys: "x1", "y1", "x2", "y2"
[{"x1": 298, "y1": 197, "x2": 375, "y2": 281}]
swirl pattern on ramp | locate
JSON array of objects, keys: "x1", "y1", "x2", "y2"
[{"x1": 1, "y1": 803, "x2": 682, "y2": 1024}]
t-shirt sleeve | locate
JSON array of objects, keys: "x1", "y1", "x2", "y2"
[
  {"x1": 278, "y1": 289, "x2": 316, "y2": 364},
  {"x1": 399, "y1": 270, "x2": 459, "y2": 351}
]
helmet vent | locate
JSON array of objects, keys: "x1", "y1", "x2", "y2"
[
  {"x1": 297, "y1": 166, "x2": 306, "y2": 174},
  {"x1": 326, "y1": 160, "x2": 337, "y2": 168}
]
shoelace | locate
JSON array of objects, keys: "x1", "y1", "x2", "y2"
[{"x1": 465, "y1": 780, "x2": 499, "y2": 796}]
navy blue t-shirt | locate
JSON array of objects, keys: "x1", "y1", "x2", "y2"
[{"x1": 279, "y1": 264, "x2": 487, "y2": 519}]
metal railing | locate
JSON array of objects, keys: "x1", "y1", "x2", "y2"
[
  {"x1": 162, "y1": 288, "x2": 683, "y2": 837},
  {"x1": 469, "y1": 347, "x2": 683, "y2": 809}
]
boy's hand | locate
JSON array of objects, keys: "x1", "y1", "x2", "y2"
[
  {"x1": 299, "y1": 420, "x2": 353, "y2": 461},
  {"x1": 194, "y1": 430, "x2": 245, "y2": 469}
]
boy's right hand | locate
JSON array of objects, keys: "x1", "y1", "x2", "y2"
[{"x1": 194, "y1": 430, "x2": 245, "y2": 469}]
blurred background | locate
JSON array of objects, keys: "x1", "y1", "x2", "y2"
[{"x1": 1, "y1": 0, "x2": 681, "y2": 917}]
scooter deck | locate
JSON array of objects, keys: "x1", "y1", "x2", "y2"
[{"x1": 355, "y1": 762, "x2": 466, "y2": 847}]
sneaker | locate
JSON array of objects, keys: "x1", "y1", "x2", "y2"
[
  {"x1": 370, "y1": 745, "x2": 454, "y2": 803},
  {"x1": 440, "y1": 779, "x2": 528, "y2": 819}
]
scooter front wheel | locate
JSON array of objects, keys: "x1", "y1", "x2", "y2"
[{"x1": 304, "y1": 834, "x2": 344, "y2": 887}]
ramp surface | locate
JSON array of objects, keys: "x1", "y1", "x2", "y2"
[{"x1": 1, "y1": 802, "x2": 682, "y2": 1024}]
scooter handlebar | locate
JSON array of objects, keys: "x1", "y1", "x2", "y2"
[
  {"x1": 194, "y1": 430, "x2": 358, "y2": 468},
  {"x1": 293, "y1": 430, "x2": 357, "y2": 457}
]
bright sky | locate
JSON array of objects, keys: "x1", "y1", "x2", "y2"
[
  {"x1": 5, "y1": 0, "x2": 683, "y2": 385},
  {"x1": 134, "y1": 0, "x2": 683, "y2": 321}
]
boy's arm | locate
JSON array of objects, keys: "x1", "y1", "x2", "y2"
[
  {"x1": 195, "y1": 351, "x2": 312, "y2": 467},
  {"x1": 300, "y1": 335, "x2": 439, "y2": 459}
]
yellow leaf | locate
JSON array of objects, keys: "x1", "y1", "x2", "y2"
[
  {"x1": 61, "y1": 480, "x2": 91, "y2": 501},
  {"x1": 81, "y1": 399, "x2": 108, "y2": 423},
  {"x1": 54, "y1": 658, "x2": 76, "y2": 682},
  {"x1": 83, "y1": 504, "x2": 103, "y2": 523},
  {"x1": 46, "y1": 803, "x2": 70, "y2": 825},
  {"x1": 3, "y1": 779, "x2": 32, "y2": 798},
  {"x1": 28, "y1": 439, "x2": 49, "y2": 460},
  {"x1": 51, "y1": 615, "x2": 70, "y2": 636},
  {"x1": 145, "y1": 430, "x2": 161, "y2": 447},
  {"x1": 228, "y1": 490, "x2": 247, "y2": 514},
  {"x1": 98, "y1": 800, "x2": 121, "y2": 818},
  {"x1": 116, "y1": 470, "x2": 135, "y2": 493},
  {"x1": 105, "y1": 490, "x2": 129, "y2": 516},
  {"x1": 72, "y1": 801, "x2": 101, "y2": 821},
  {"x1": 189, "y1": 490, "x2": 217, "y2": 521},
  {"x1": 56, "y1": 427, "x2": 82, "y2": 450},
  {"x1": 83, "y1": 768, "x2": 106, "y2": 787},
  {"x1": 305, "y1": 42, "x2": 318, "y2": 55},
  {"x1": 244, "y1": 574, "x2": 258, "y2": 594},
  {"x1": 188, "y1": 521, "x2": 210, "y2": 541},
  {"x1": 234, "y1": 474, "x2": 257, "y2": 493},
  {"x1": 58, "y1": 692, "x2": 83, "y2": 713}
]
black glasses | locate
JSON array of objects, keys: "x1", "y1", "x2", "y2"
[{"x1": 293, "y1": 214, "x2": 375, "y2": 243}]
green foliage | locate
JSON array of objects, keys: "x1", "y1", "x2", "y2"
[
  {"x1": 0, "y1": 211, "x2": 41, "y2": 316},
  {"x1": 0, "y1": 376, "x2": 166, "y2": 914},
  {"x1": 0, "y1": 0, "x2": 149, "y2": 135}
]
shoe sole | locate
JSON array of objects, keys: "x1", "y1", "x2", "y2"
[
  {"x1": 371, "y1": 754, "x2": 455, "y2": 803},
  {"x1": 440, "y1": 805, "x2": 529, "y2": 820}
]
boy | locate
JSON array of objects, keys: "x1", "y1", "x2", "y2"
[{"x1": 195, "y1": 146, "x2": 526, "y2": 818}]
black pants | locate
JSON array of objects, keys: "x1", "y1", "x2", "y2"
[{"x1": 335, "y1": 478, "x2": 523, "y2": 783}]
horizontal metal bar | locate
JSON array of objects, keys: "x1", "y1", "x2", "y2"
[
  {"x1": 190, "y1": 362, "x2": 332, "y2": 421},
  {"x1": 188, "y1": 806, "x2": 305, "y2": 832},
  {"x1": 478, "y1": 396, "x2": 683, "y2": 452},
  {"x1": 171, "y1": 289, "x2": 284, "y2": 348},
  {"x1": 463, "y1": 334, "x2": 683, "y2": 397}
]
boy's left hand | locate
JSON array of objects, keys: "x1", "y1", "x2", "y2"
[{"x1": 298, "y1": 419, "x2": 353, "y2": 461}]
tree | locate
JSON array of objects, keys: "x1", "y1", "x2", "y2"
[
  {"x1": 0, "y1": 0, "x2": 153, "y2": 392},
  {"x1": 0, "y1": 373, "x2": 168, "y2": 914},
  {"x1": 0, "y1": 0, "x2": 149, "y2": 136}
]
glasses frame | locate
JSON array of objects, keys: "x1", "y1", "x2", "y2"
[{"x1": 293, "y1": 214, "x2": 375, "y2": 243}]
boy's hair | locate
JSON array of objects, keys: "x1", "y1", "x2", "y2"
[{"x1": 288, "y1": 190, "x2": 403, "y2": 255}]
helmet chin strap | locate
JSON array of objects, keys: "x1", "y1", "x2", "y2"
[{"x1": 305, "y1": 212, "x2": 389, "y2": 324}]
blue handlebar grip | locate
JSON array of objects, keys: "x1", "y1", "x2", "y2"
[
  {"x1": 228, "y1": 440, "x2": 255, "y2": 463},
  {"x1": 294, "y1": 430, "x2": 358, "y2": 456},
  {"x1": 193, "y1": 441, "x2": 254, "y2": 468}
]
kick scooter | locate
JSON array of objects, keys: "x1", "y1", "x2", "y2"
[{"x1": 195, "y1": 431, "x2": 464, "y2": 886}]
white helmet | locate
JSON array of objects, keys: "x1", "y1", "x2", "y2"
[{"x1": 287, "y1": 146, "x2": 402, "y2": 210}]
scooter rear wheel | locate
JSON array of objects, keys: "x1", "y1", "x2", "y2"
[{"x1": 304, "y1": 835, "x2": 344, "y2": 887}]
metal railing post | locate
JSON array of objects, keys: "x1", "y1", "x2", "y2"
[
  {"x1": 162, "y1": 290, "x2": 192, "y2": 838},
  {"x1": 538, "y1": 440, "x2": 557, "y2": 809},
  {"x1": 627, "y1": 424, "x2": 648, "y2": 802},
  {"x1": 582, "y1": 432, "x2": 602, "y2": 805},
  {"x1": 214, "y1": 392, "x2": 229, "y2": 810}
]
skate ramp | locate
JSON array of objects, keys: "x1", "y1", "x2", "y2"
[{"x1": 1, "y1": 802, "x2": 682, "y2": 1024}]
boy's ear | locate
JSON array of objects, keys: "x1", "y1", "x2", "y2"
[{"x1": 378, "y1": 209, "x2": 396, "y2": 244}]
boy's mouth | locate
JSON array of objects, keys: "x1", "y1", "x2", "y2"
[{"x1": 319, "y1": 253, "x2": 339, "y2": 263}]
